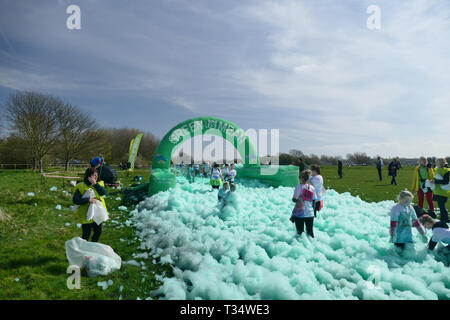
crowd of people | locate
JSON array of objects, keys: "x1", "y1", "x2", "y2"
[
  {"x1": 289, "y1": 157, "x2": 449, "y2": 257},
  {"x1": 171, "y1": 161, "x2": 238, "y2": 205}
]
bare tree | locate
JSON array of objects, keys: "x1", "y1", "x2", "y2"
[
  {"x1": 289, "y1": 149, "x2": 304, "y2": 159},
  {"x1": 0, "y1": 99, "x2": 6, "y2": 139},
  {"x1": 346, "y1": 152, "x2": 372, "y2": 166},
  {"x1": 55, "y1": 102, "x2": 98, "y2": 171},
  {"x1": 5, "y1": 92, "x2": 59, "y2": 172}
]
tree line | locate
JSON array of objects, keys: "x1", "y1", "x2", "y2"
[
  {"x1": 0, "y1": 91, "x2": 160, "y2": 172},
  {"x1": 1, "y1": 92, "x2": 448, "y2": 171},
  {"x1": 278, "y1": 150, "x2": 450, "y2": 167}
]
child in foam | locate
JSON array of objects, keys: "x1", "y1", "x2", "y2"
[
  {"x1": 194, "y1": 163, "x2": 200, "y2": 177},
  {"x1": 389, "y1": 189, "x2": 427, "y2": 250},
  {"x1": 202, "y1": 162, "x2": 210, "y2": 178},
  {"x1": 218, "y1": 181, "x2": 230, "y2": 201},
  {"x1": 187, "y1": 164, "x2": 195, "y2": 182},
  {"x1": 210, "y1": 163, "x2": 223, "y2": 190},
  {"x1": 309, "y1": 165, "x2": 324, "y2": 218},
  {"x1": 420, "y1": 214, "x2": 450, "y2": 252},
  {"x1": 223, "y1": 163, "x2": 230, "y2": 180},
  {"x1": 290, "y1": 170, "x2": 316, "y2": 238},
  {"x1": 228, "y1": 163, "x2": 237, "y2": 184}
]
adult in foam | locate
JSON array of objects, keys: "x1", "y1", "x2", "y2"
[
  {"x1": 432, "y1": 158, "x2": 450, "y2": 223},
  {"x1": 411, "y1": 156, "x2": 435, "y2": 212}
]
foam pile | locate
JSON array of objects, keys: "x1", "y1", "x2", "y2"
[{"x1": 129, "y1": 177, "x2": 450, "y2": 300}]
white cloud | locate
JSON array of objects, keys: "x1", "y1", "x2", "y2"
[{"x1": 1, "y1": 0, "x2": 449, "y2": 157}]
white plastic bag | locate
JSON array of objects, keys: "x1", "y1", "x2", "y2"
[
  {"x1": 435, "y1": 173, "x2": 450, "y2": 191},
  {"x1": 65, "y1": 237, "x2": 121, "y2": 278},
  {"x1": 72, "y1": 188, "x2": 96, "y2": 213},
  {"x1": 86, "y1": 201, "x2": 109, "y2": 225},
  {"x1": 425, "y1": 179, "x2": 435, "y2": 191}
]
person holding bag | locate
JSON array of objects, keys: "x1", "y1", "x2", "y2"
[
  {"x1": 411, "y1": 157, "x2": 435, "y2": 212},
  {"x1": 72, "y1": 167, "x2": 108, "y2": 242},
  {"x1": 431, "y1": 158, "x2": 450, "y2": 223}
]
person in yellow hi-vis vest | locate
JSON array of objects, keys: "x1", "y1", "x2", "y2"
[
  {"x1": 72, "y1": 167, "x2": 108, "y2": 242},
  {"x1": 431, "y1": 158, "x2": 450, "y2": 223},
  {"x1": 411, "y1": 157, "x2": 435, "y2": 211}
]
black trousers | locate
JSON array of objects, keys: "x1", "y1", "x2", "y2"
[
  {"x1": 293, "y1": 216, "x2": 314, "y2": 237},
  {"x1": 434, "y1": 195, "x2": 448, "y2": 223},
  {"x1": 394, "y1": 243, "x2": 405, "y2": 250},
  {"x1": 338, "y1": 169, "x2": 343, "y2": 179},
  {"x1": 82, "y1": 222, "x2": 102, "y2": 242},
  {"x1": 377, "y1": 168, "x2": 382, "y2": 181},
  {"x1": 391, "y1": 174, "x2": 397, "y2": 185},
  {"x1": 312, "y1": 200, "x2": 321, "y2": 217}
]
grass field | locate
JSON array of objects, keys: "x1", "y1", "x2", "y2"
[
  {"x1": 321, "y1": 165, "x2": 423, "y2": 204},
  {"x1": 0, "y1": 168, "x2": 171, "y2": 300},
  {"x1": 0, "y1": 165, "x2": 424, "y2": 299}
]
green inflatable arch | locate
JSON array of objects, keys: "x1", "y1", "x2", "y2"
[{"x1": 149, "y1": 117, "x2": 299, "y2": 196}]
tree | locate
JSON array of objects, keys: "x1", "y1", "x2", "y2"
[
  {"x1": 320, "y1": 155, "x2": 340, "y2": 165},
  {"x1": 346, "y1": 152, "x2": 372, "y2": 166},
  {"x1": 279, "y1": 153, "x2": 296, "y2": 165},
  {"x1": 55, "y1": 102, "x2": 98, "y2": 171},
  {"x1": 5, "y1": 92, "x2": 59, "y2": 172},
  {"x1": 0, "y1": 134, "x2": 30, "y2": 165},
  {"x1": 305, "y1": 154, "x2": 320, "y2": 165},
  {"x1": 88, "y1": 128, "x2": 160, "y2": 165},
  {"x1": 0, "y1": 102, "x2": 5, "y2": 138},
  {"x1": 289, "y1": 149, "x2": 304, "y2": 159}
]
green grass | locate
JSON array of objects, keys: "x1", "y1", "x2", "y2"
[
  {"x1": 321, "y1": 165, "x2": 425, "y2": 205},
  {"x1": 0, "y1": 168, "x2": 172, "y2": 300},
  {"x1": 0, "y1": 165, "x2": 425, "y2": 300}
]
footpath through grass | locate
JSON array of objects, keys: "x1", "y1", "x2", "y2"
[
  {"x1": 0, "y1": 165, "x2": 421, "y2": 299},
  {"x1": 0, "y1": 168, "x2": 171, "y2": 300}
]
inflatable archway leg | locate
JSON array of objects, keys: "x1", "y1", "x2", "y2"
[{"x1": 149, "y1": 169, "x2": 176, "y2": 196}]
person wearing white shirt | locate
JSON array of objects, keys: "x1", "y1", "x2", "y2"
[
  {"x1": 291, "y1": 170, "x2": 316, "y2": 237},
  {"x1": 310, "y1": 165, "x2": 324, "y2": 217},
  {"x1": 228, "y1": 163, "x2": 237, "y2": 184}
]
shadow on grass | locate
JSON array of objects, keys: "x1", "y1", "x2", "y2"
[
  {"x1": 0, "y1": 256, "x2": 57, "y2": 269},
  {"x1": 45, "y1": 263, "x2": 68, "y2": 275}
]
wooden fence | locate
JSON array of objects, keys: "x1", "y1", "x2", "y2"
[{"x1": 0, "y1": 163, "x2": 152, "y2": 170}]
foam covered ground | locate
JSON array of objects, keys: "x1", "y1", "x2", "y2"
[{"x1": 128, "y1": 177, "x2": 450, "y2": 300}]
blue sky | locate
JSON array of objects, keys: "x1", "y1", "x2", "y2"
[{"x1": 1, "y1": 0, "x2": 449, "y2": 158}]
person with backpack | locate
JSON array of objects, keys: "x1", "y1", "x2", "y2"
[
  {"x1": 412, "y1": 157, "x2": 435, "y2": 212},
  {"x1": 431, "y1": 158, "x2": 450, "y2": 223}
]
